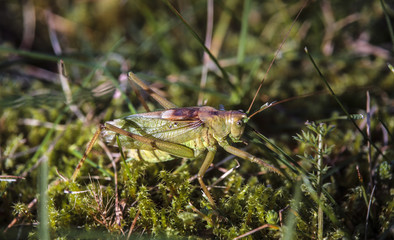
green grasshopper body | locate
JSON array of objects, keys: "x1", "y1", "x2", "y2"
[
  {"x1": 102, "y1": 106, "x2": 246, "y2": 163},
  {"x1": 72, "y1": 72, "x2": 280, "y2": 206}
]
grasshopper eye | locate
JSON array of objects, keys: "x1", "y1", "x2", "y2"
[{"x1": 236, "y1": 120, "x2": 243, "y2": 127}]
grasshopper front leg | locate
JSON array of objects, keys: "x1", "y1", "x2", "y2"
[
  {"x1": 221, "y1": 143, "x2": 283, "y2": 176},
  {"x1": 198, "y1": 149, "x2": 217, "y2": 206}
]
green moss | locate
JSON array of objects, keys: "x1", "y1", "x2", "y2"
[{"x1": 1, "y1": 0, "x2": 393, "y2": 238}]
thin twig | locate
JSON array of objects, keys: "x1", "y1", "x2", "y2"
[
  {"x1": 58, "y1": 61, "x2": 86, "y2": 122},
  {"x1": 4, "y1": 198, "x2": 37, "y2": 233},
  {"x1": 366, "y1": 91, "x2": 373, "y2": 189},
  {"x1": 20, "y1": 0, "x2": 35, "y2": 49},
  {"x1": 209, "y1": 160, "x2": 240, "y2": 189},
  {"x1": 198, "y1": 0, "x2": 214, "y2": 106},
  {"x1": 365, "y1": 185, "x2": 376, "y2": 240},
  {"x1": 98, "y1": 141, "x2": 123, "y2": 227},
  {"x1": 234, "y1": 224, "x2": 280, "y2": 240},
  {"x1": 18, "y1": 118, "x2": 67, "y2": 131},
  {"x1": 45, "y1": 9, "x2": 62, "y2": 55},
  {"x1": 127, "y1": 209, "x2": 140, "y2": 239}
]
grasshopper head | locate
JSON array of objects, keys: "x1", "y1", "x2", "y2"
[{"x1": 228, "y1": 111, "x2": 248, "y2": 142}]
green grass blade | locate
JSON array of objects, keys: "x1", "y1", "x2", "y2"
[
  {"x1": 237, "y1": 0, "x2": 251, "y2": 65},
  {"x1": 248, "y1": 127, "x2": 305, "y2": 175},
  {"x1": 305, "y1": 47, "x2": 386, "y2": 161},
  {"x1": 380, "y1": 0, "x2": 394, "y2": 50},
  {"x1": 33, "y1": 109, "x2": 66, "y2": 240},
  {"x1": 164, "y1": 0, "x2": 235, "y2": 90},
  {"x1": 70, "y1": 150, "x2": 114, "y2": 179},
  {"x1": 116, "y1": 135, "x2": 132, "y2": 179}
]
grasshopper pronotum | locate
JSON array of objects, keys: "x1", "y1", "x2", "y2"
[{"x1": 71, "y1": 72, "x2": 282, "y2": 206}]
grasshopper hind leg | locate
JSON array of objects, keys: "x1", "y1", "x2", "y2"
[
  {"x1": 72, "y1": 122, "x2": 196, "y2": 181},
  {"x1": 71, "y1": 124, "x2": 105, "y2": 181}
]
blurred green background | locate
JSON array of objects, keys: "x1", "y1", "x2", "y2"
[{"x1": 0, "y1": 0, "x2": 393, "y2": 239}]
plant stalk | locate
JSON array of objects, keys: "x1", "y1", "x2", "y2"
[{"x1": 317, "y1": 125, "x2": 324, "y2": 240}]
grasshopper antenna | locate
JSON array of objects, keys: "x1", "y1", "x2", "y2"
[
  {"x1": 246, "y1": 1, "x2": 308, "y2": 115},
  {"x1": 247, "y1": 90, "x2": 321, "y2": 120}
]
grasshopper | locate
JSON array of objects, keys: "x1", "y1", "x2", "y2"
[{"x1": 71, "y1": 72, "x2": 282, "y2": 206}]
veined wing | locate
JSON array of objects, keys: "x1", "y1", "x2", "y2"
[
  {"x1": 101, "y1": 107, "x2": 205, "y2": 150},
  {"x1": 123, "y1": 116, "x2": 203, "y2": 143}
]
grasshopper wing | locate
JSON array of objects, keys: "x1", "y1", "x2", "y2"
[{"x1": 101, "y1": 108, "x2": 206, "y2": 162}]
